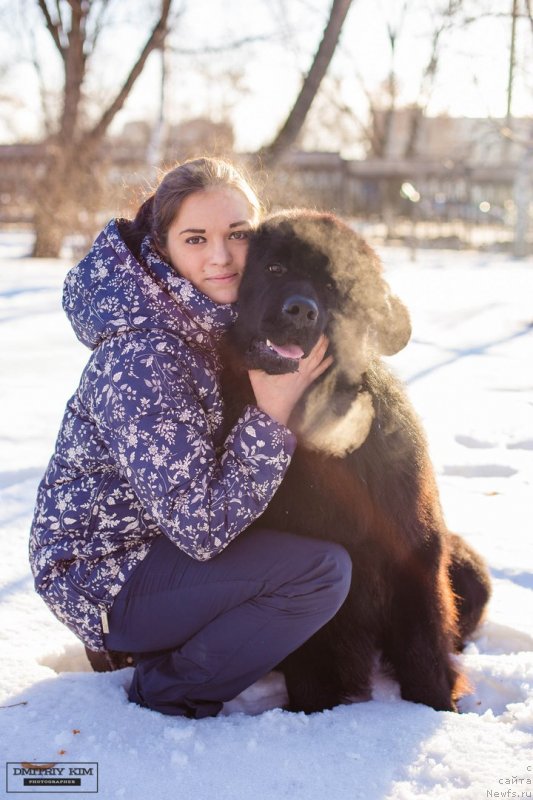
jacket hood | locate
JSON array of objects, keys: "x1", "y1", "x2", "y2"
[{"x1": 62, "y1": 219, "x2": 237, "y2": 350}]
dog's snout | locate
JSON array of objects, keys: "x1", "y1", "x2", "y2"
[{"x1": 282, "y1": 295, "x2": 319, "y2": 328}]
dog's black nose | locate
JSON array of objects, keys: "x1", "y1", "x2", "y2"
[{"x1": 282, "y1": 295, "x2": 319, "y2": 328}]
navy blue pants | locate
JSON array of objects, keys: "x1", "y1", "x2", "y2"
[{"x1": 105, "y1": 527, "x2": 352, "y2": 718}]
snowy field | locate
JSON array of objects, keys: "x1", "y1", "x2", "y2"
[{"x1": 1, "y1": 231, "x2": 532, "y2": 799}]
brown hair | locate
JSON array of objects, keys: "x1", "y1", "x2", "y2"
[{"x1": 121, "y1": 157, "x2": 262, "y2": 259}]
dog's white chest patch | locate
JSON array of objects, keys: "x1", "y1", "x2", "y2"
[{"x1": 296, "y1": 388, "x2": 375, "y2": 457}]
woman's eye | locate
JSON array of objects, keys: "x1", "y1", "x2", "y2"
[
  {"x1": 229, "y1": 230, "x2": 249, "y2": 240},
  {"x1": 266, "y1": 263, "x2": 287, "y2": 275},
  {"x1": 185, "y1": 236, "x2": 205, "y2": 245}
]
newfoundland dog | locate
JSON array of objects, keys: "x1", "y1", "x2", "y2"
[{"x1": 219, "y1": 209, "x2": 491, "y2": 714}]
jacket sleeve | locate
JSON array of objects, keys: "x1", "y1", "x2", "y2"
[{"x1": 84, "y1": 333, "x2": 297, "y2": 560}]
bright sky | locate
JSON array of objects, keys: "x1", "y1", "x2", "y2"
[{"x1": 0, "y1": 0, "x2": 531, "y2": 153}]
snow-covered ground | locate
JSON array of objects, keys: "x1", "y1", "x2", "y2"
[{"x1": 1, "y1": 231, "x2": 532, "y2": 799}]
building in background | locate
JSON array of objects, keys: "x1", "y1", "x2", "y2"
[{"x1": 0, "y1": 115, "x2": 531, "y2": 253}]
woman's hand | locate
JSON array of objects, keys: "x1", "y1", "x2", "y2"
[{"x1": 248, "y1": 334, "x2": 333, "y2": 427}]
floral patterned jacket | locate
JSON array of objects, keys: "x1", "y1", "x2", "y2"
[{"x1": 29, "y1": 219, "x2": 296, "y2": 652}]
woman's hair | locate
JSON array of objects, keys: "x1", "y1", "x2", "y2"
[{"x1": 120, "y1": 157, "x2": 262, "y2": 259}]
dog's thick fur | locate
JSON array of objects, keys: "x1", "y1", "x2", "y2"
[{"x1": 220, "y1": 209, "x2": 491, "y2": 714}]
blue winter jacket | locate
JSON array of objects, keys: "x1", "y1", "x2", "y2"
[{"x1": 29, "y1": 220, "x2": 296, "y2": 652}]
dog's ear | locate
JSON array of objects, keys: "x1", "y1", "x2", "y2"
[
  {"x1": 348, "y1": 236, "x2": 412, "y2": 356},
  {"x1": 373, "y1": 291, "x2": 411, "y2": 355},
  {"x1": 312, "y1": 218, "x2": 411, "y2": 357}
]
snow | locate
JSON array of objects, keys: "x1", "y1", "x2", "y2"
[{"x1": 1, "y1": 231, "x2": 532, "y2": 799}]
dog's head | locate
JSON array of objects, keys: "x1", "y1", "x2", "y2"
[{"x1": 230, "y1": 209, "x2": 411, "y2": 380}]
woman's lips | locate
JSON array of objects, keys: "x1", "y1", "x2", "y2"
[{"x1": 208, "y1": 273, "x2": 239, "y2": 282}]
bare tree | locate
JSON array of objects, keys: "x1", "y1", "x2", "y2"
[
  {"x1": 356, "y1": 0, "x2": 466, "y2": 160},
  {"x1": 403, "y1": 0, "x2": 464, "y2": 159},
  {"x1": 310, "y1": 0, "x2": 463, "y2": 159},
  {"x1": 258, "y1": 0, "x2": 355, "y2": 167},
  {"x1": 375, "y1": 0, "x2": 408, "y2": 159},
  {"x1": 525, "y1": 0, "x2": 533, "y2": 32},
  {"x1": 301, "y1": 1, "x2": 410, "y2": 161},
  {"x1": 31, "y1": 0, "x2": 174, "y2": 257}
]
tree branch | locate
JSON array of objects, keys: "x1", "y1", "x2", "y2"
[
  {"x1": 27, "y1": 23, "x2": 55, "y2": 136},
  {"x1": 87, "y1": 0, "x2": 173, "y2": 144},
  {"x1": 403, "y1": 0, "x2": 464, "y2": 159},
  {"x1": 258, "y1": 0, "x2": 354, "y2": 166},
  {"x1": 86, "y1": 0, "x2": 112, "y2": 52},
  {"x1": 329, "y1": 89, "x2": 376, "y2": 144},
  {"x1": 169, "y1": 32, "x2": 275, "y2": 55},
  {"x1": 37, "y1": 0, "x2": 65, "y2": 59}
]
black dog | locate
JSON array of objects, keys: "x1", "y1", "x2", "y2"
[{"x1": 220, "y1": 209, "x2": 491, "y2": 714}]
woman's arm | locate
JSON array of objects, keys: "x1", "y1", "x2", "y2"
[{"x1": 83, "y1": 332, "x2": 298, "y2": 561}]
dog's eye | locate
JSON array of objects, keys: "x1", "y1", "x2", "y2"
[
  {"x1": 266, "y1": 263, "x2": 287, "y2": 275},
  {"x1": 325, "y1": 282, "x2": 335, "y2": 292}
]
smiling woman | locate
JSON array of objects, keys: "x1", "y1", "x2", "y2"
[
  {"x1": 161, "y1": 188, "x2": 253, "y2": 304},
  {"x1": 28, "y1": 155, "x2": 343, "y2": 720}
]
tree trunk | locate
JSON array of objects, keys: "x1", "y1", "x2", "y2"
[
  {"x1": 31, "y1": 0, "x2": 173, "y2": 257},
  {"x1": 32, "y1": 205, "x2": 69, "y2": 258},
  {"x1": 32, "y1": 146, "x2": 84, "y2": 258},
  {"x1": 258, "y1": 0, "x2": 354, "y2": 167}
]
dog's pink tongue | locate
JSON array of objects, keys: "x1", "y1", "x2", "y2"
[{"x1": 268, "y1": 341, "x2": 304, "y2": 359}]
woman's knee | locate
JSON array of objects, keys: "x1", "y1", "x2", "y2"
[
  {"x1": 319, "y1": 541, "x2": 352, "y2": 605},
  {"x1": 236, "y1": 528, "x2": 352, "y2": 608}
]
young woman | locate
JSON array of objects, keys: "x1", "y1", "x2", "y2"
[{"x1": 29, "y1": 157, "x2": 352, "y2": 718}]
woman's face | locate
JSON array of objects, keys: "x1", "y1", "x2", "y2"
[{"x1": 164, "y1": 187, "x2": 254, "y2": 304}]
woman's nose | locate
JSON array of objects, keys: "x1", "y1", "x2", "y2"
[{"x1": 208, "y1": 238, "x2": 231, "y2": 265}]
